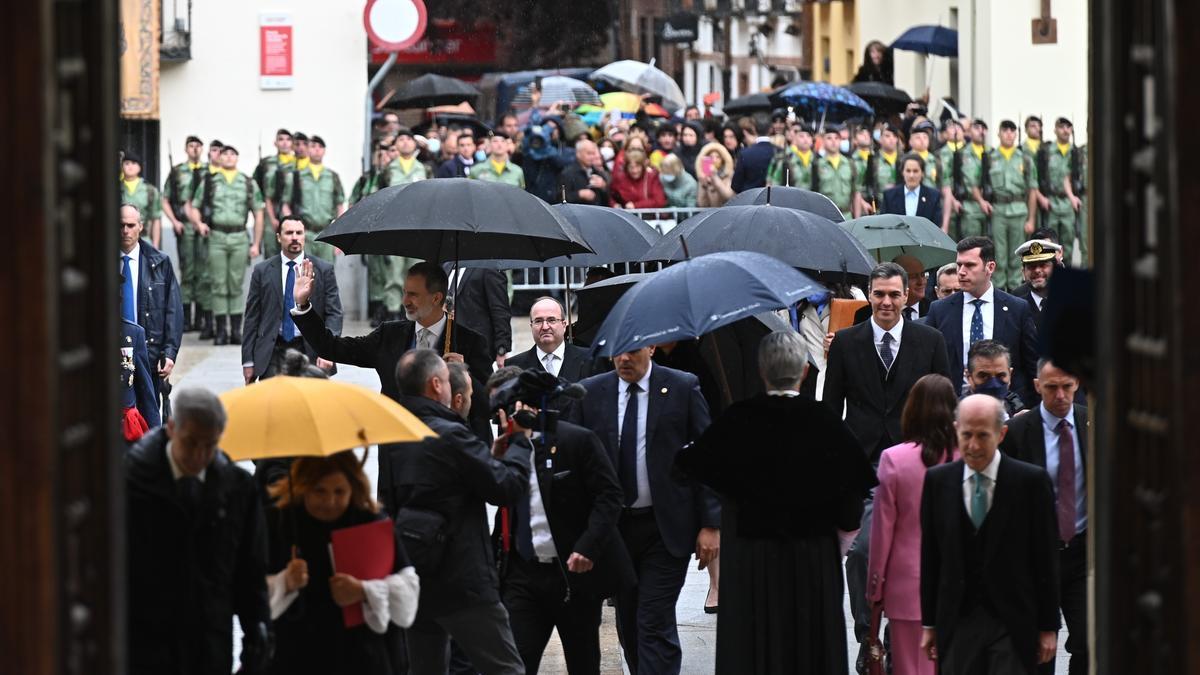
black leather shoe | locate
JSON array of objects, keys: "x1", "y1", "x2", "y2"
[
  {"x1": 198, "y1": 310, "x2": 214, "y2": 340},
  {"x1": 229, "y1": 314, "x2": 243, "y2": 345},
  {"x1": 214, "y1": 316, "x2": 229, "y2": 346}
]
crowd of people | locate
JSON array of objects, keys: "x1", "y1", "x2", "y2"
[{"x1": 114, "y1": 68, "x2": 1092, "y2": 675}]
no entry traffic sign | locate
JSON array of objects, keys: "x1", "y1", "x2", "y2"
[{"x1": 363, "y1": 0, "x2": 428, "y2": 52}]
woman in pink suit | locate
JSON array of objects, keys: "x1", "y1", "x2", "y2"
[{"x1": 867, "y1": 374, "x2": 959, "y2": 675}]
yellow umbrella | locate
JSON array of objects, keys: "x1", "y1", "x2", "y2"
[
  {"x1": 600, "y1": 91, "x2": 641, "y2": 114},
  {"x1": 218, "y1": 376, "x2": 436, "y2": 461}
]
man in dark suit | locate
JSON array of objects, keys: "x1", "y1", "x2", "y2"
[
  {"x1": 1010, "y1": 239, "x2": 1063, "y2": 329},
  {"x1": 560, "y1": 138, "x2": 611, "y2": 206},
  {"x1": 925, "y1": 236, "x2": 1040, "y2": 403},
  {"x1": 824, "y1": 261, "x2": 952, "y2": 667},
  {"x1": 731, "y1": 116, "x2": 775, "y2": 192},
  {"x1": 1000, "y1": 359, "x2": 1089, "y2": 675},
  {"x1": 446, "y1": 265, "x2": 512, "y2": 367},
  {"x1": 289, "y1": 260, "x2": 494, "y2": 441},
  {"x1": 435, "y1": 132, "x2": 478, "y2": 178},
  {"x1": 506, "y1": 296, "x2": 593, "y2": 382},
  {"x1": 120, "y1": 204, "x2": 184, "y2": 419},
  {"x1": 921, "y1": 394, "x2": 1060, "y2": 674},
  {"x1": 241, "y1": 217, "x2": 342, "y2": 382},
  {"x1": 852, "y1": 254, "x2": 932, "y2": 325},
  {"x1": 486, "y1": 367, "x2": 635, "y2": 674},
  {"x1": 570, "y1": 347, "x2": 720, "y2": 674},
  {"x1": 881, "y1": 152, "x2": 943, "y2": 225}
]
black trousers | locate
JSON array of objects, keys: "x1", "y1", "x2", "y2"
[
  {"x1": 1039, "y1": 532, "x2": 1088, "y2": 675},
  {"x1": 261, "y1": 337, "x2": 307, "y2": 379},
  {"x1": 943, "y1": 606, "x2": 1026, "y2": 675},
  {"x1": 502, "y1": 553, "x2": 603, "y2": 674},
  {"x1": 615, "y1": 509, "x2": 690, "y2": 675}
]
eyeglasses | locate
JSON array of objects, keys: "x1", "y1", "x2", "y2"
[{"x1": 530, "y1": 318, "x2": 563, "y2": 327}]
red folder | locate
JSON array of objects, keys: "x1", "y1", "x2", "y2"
[{"x1": 330, "y1": 518, "x2": 395, "y2": 628}]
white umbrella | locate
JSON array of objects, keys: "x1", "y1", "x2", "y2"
[
  {"x1": 512, "y1": 76, "x2": 602, "y2": 107},
  {"x1": 591, "y1": 59, "x2": 687, "y2": 112}
]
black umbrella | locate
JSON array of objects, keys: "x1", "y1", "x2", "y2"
[
  {"x1": 726, "y1": 186, "x2": 847, "y2": 222},
  {"x1": 844, "y1": 82, "x2": 912, "y2": 117},
  {"x1": 318, "y1": 179, "x2": 591, "y2": 262},
  {"x1": 574, "y1": 272, "x2": 654, "y2": 346},
  {"x1": 722, "y1": 92, "x2": 773, "y2": 116},
  {"x1": 640, "y1": 205, "x2": 876, "y2": 276},
  {"x1": 590, "y1": 251, "x2": 823, "y2": 358},
  {"x1": 388, "y1": 73, "x2": 481, "y2": 109},
  {"x1": 459, "y1": 204, "x2": 660, "y2": 269},
  {"x1": 414, "y1": 113, "x2": 492, "y2": 140}
]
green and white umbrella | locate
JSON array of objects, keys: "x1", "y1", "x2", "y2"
[{"x1": 840, "y1": 214, "x2": 957, "y2": 269}]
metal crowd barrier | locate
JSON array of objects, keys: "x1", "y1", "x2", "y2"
[{"x1": 510, "y1": 207, "x2": 712, "y2": 293}]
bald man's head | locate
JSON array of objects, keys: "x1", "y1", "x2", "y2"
[{"x1": 956, "y1": 394, "x2": 1007, "y2": 471}]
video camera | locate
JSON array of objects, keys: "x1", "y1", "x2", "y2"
[{"x1": 489, "y1": 369, "x2": 587, "y2": 433}]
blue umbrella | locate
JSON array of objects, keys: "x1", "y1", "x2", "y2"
[
  {"x1": 891, "y1": 25, "x2": 958, "y2": 57},
  {"x1": 589, "y1": 251, "x2": 824, "y2": 358},
  {"x1": 771, "y1": 82, "x2": 874, "y2": 124}
]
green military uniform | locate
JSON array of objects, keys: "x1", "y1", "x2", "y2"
[
  {"x1": 949, "y1": 144, "x2": 989, "y2": 241},
  {"x1": 351, "y1": 168, "x2": 390, "y2": 311},
  {"x1": 121, "y1": 178, "x2": 162, "y2": 245},
  {"x1": 253, "y1": 153, "x2": 296, "y2": 260},
  {"x1": 469, "y1": 159, "x2": 525, "y2": 187},
  {"x1": 985, "y1": 146, "x2": 1037, "y2": 290},
  {"x1": 282, "y1": 163, "x2": 345, "y2": 262},
  {"x1": 382, "y1": 156, "x2": 428, "y2": 314},
  {"x1": 813, "y1": 153, "x2": 856, "y2": 219},
  {"x1": 914, "y1": 150, "x2": 941, "y2": 191},
  {"x1": 852, "y1": 150, "x2": 899, "y2": 209},
  {"x1": 1040, "y1": 142, "x2": 1087, "y2": 265},
  {"x1": 163, "y1": 161, "x2": 209, "y2": 312},
  {"x1": 1074, "y1": 144, "x2": 1088, "y2": 264},
  {"x1": 192, "y1": 169, "x2": 264, "y2": 316},
  {"x1": 766, "y1": 147, "x2": 815, "y2": 189}
]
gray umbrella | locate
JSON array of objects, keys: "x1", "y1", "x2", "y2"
[{"x1": 591, "y1": 59, "x2": 686, "y2": 112}]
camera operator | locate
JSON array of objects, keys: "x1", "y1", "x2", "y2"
[
  {"x1": 387, "y1": 349, "x2": 530, "y2": 674},
  {"x1": 487, "y1": 366, "x2": 635, "y2": 674}
]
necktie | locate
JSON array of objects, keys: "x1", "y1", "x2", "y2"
[
  {"x1": 903, "y1": 306, "x2": 915, "y2": 322},
  {"x1": 618, "y1": 383, "x2": 641, "y2": 506},
  {"x1": 1056, "y1": 419, "x2": 1077, "y2": 542},
  {"x1": 121, "y1": 255, "x2": 136, "y2": 322},
  {"x1": 417, "y1": 328, "x2": 432, "y2": 350},
  {"x1": 282, "y1": 261, "x2": 297, "y2": 341},
  {"x1": 970, "y1": 298, "x2": 985, "y2": 345},
  {"x1": 542, "y1": 353, "x2": 556, "y2": 376},
  {"x1": 879, "y1": 332, "x2": 895, "y2": 371},
  {"x1": 970, "y1": 473, "x2": 988, "y2": 529}
]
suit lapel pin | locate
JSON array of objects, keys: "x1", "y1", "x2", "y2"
[
  {"x1": 1002, "y1": 306, "x2": 1009, "y2": 312},
  {"x1": 660, "y1": 387, "x2": 668, "y2": 394},
  {"x1": 921, "y1": 196, "x2": 926, "y2": 202}
]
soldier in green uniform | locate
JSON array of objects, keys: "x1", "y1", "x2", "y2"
[
  {"x1": 252, "y1": 128, "x2": 294, "y2": 261},
  {"x1": 766, "y1": 121, "x2": 815, "y2": 188},
  {"x1": 951, "y1": 120, "x2": 990, "y2": 241},
  {"x1": 937, "y1": 119, "x2": 966, "y2": 232},
  {"x1": 1064, "y1": 135, "x2": 1088, "y2": 266},
  {"x1": 1043, "y1": 117, "x2": 1087, "y2": 265},
  {"x1": 853, "y1": 123, "x2": 901, "y2": 215},
  {"x1": 189, "y1": 145, "x2": 264, "y2": 346},
  {"x1": 907, "y1": 121, "x2": 942, "y2": 191},
  {"x1": 380, "y1": 128, "x2": 428, "y2": 321},
  {"x1": 979, "y1": 120, "x2": 1037, "y2": 291},
  {"x1": 119, "y1": 151, "x2": 162, "y2": 248},
  {"x1": 353, "y1": 144, "x2": 395, "y2": 327},
  {"x1": 469, "y1": 131, "x2": 526, "y2": 187},
  {"x1": 281, "y1": 135, "x2": 345, "y2": 263},
  {"x1": 1023, "y1": 115, "x2": 1053, "y2": 230},
  {"x1": 161, "y1": 135, "x2": 207, "y2": 333},
  {"x1": 813, "y1": 125, "x2": 856, "y2": 219},
  {"x1": 269, "y1": 132, "x2": 308, "y2": 249}
]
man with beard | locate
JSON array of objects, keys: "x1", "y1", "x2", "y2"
[{"x1": 1010, "y1": 239, "x2": 1063, "y2": 328}]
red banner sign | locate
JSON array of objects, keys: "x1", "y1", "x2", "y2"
[
  {"x1": 369, "y1": 19, "x2": 496, "y2": 66},
  {"x1": 260, "y1": 12, "x2": 293, "y2": 90}
]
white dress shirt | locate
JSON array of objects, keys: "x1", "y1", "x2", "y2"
[
  {"x1": 904, "y1": 186, "x2": 920, "y2": 217},
  {"x1": 870, "y1": 316, "x2": 904, "y2": 369},
  {"x1": 766, "y1": 390, "x2": 800, "y2": 397},
  {"x1": 536, "y1": 341, "x2": 566, "y2": 377},
  {"x1": 527, "y1": 439, "x2": 559, "y2": 561},
  {"x1": 121, "y1": 244, "x2": 141, "y2": 318},
  {"x1": 617, "y1": 363, "x2": 653, "y2": 508},
  {"x1": 166, "y1": 441, "x2": 207, "y2": 483},
  {"x1": 1041, "y1": 403, "x2": 1087, "y2": 534},
  {"x1": 1031, "y1": 291, "x2": 1046, "y2": 311},
  {"x1": 960, "y1": 285, "x2": 996, "y2": 383},
  {"x1": 962, "y1": 449, "x2": 1001, "y2": 518}
]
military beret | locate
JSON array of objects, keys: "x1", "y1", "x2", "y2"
[
  {"x1": 1015, "y1": 239, "x2": 1061, "y2": 263},
  {"x1": 292, "y1": 132, "x2": 309, "y2": 142},
  {"x1": 394, "y1": 126, "x2": 414, "y2": 139},
  {"x1": 882, "y1": 122, "x2": 902, "y2": 135},
  {"x1": 489, "y1": 129, "x2": 510, "y2": 140},
  {"x1": 122, "y1": 150, "x2": 142, "y2": 165},
  {"x1": 1024, "y1": 115, "x2": 1043, "y2": 126},
  {"x1": 1056, "y1": 117, "x2": 1073, "y2": 128},
  {"x1": 210, "y1": 139, "x2": 224, "y2": 148},
  {"x1": 276, "y1": 128, "x2": 292, "y2": 138},
  {"x1": 309, "y1": 135, "x2": 326, "y2": 147},
  {"x1": 999, "y1": 119, "x2": 1018, "y2": 131},
  {"x1": 821, "y1": 122, "x2": 845, "y2": 134},
  {"x1": 186, "y1": 135, "x2": 203, "y2": 145},
  {"x1": 910, "y1": 121, "x2": 936, "y2": 136},
  {"x1": 972, "y1": 119, "x2": 988, "y2": 130},
  {"x1": 220, "y1": 145, "x2": 239, "y2": 155}
]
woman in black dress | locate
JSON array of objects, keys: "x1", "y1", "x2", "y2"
[{"x1": 265, "y1": 451, "x2": 419, "y2": 675}]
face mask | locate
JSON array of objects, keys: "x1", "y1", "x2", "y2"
[
  {"x1": 475, "y1": 150, "x2": 488, "y2": 162},
  {"x1": 872, "y1": 129, "x2": 882, "y2": 142},
  {"x1": 839, "y1": 139, "x2": 851, "y2": 153},
  {"x1": 600, "y1": 147, "x2": 615, "y2": 161},
  {"x1": 661, "y1": 173, "x2": 676, "y2": 183},
  {"x1": 973, "y1": 376, "x2": 1010, "y2": 402},
  {"x1": 426, "y1": 138, "x2": 441, "y2": 156}
]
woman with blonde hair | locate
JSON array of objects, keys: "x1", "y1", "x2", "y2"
[
  {"x1": 265, "y1": 451, "x2": 420, "y2": 675},
  {"x1": 659, "y1": 153, "x2": 698, "y2": 208},
  {"x1": 695, "y1": 142, "x2": 735, "y2": 207}
]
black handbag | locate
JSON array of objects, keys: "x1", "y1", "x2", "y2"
[{"x1": 393, "y1": 506, "x2": 448, "y2": 577}]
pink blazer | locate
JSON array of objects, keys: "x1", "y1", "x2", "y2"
[{"x1": 867, "y1": 442, "x2": 958, "y2": 621}]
